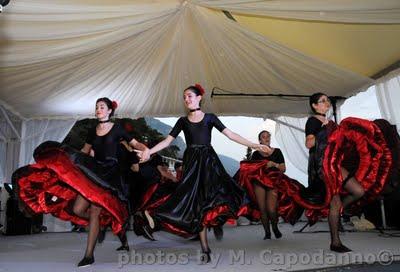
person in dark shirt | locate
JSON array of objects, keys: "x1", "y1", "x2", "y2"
[
  {"x1": 75, "y1": 97, "x2": 149, "y2": 266},
  {"x1": 249, "y1": 131, "x2": 285, "y2": 239},
  {"x1": 305, "y1": 93, "x2": 364, "y2": 253},
  {"x1": 139, "y1": 84, "x2": 271, "y2": 263}
]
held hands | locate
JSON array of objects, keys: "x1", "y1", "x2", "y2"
[
  {"x1": 254, "y1": 144, "x2": 272, "y2": 155},
  {"x1": 135, "y1": 148, "x2": 150, "y2": 163}
]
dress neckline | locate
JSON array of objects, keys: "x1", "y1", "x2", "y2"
[
  {"x1": 96, "y1": 123, "x2": 115, "y2": 137},
  {"x1": 186, "y1": 113, "x2": 206, "y2": 124}
]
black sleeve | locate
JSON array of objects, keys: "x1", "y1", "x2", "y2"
[
  {"x1": 305, "y1": 117, "x2": 322, "y2": 136},
  {"x1": 85, "y1": 127, "x2": 96, "y2": 145},
  {"x1": 169, "y1": 117, "x2": 184, "y2": 138},
  {"x1": 211, "y1": 114, "x2": 226, "y2": 132},
  {"x1": 117, "y1": 123, "x2": 134, "y2": 143},
  {"x1": 274, "y1": 149, "x2": 285, "y2": 164}
]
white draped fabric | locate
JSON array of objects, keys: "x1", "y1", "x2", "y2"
[
  {"x1": 375, "y1": 68, "x2": 400, "y2": 133},
  {"x1": 0, "y1": 1, "x2": 373, "y2": 119},
  {"x1": 195, "y1": 0, "x2": 400, "y2": 24},
  {"x1": 18, "y1": 119, "x2": 77, "y2": 166},
  {"x1": 0, "y1": 103, "x2": 77, "y2": 184},
  {"x1": 274, "y1": 116, "x2": 309, "y2": 174}
]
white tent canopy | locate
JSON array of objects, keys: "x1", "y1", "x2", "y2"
[
  {"x1": 0, "y1": 0, "x2": 399, "y2": 179},
  {"x1": 3, "y1": 0, "x2": 397, "y2": 119}
]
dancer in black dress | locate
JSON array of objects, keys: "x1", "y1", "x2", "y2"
[
  {"x1": 237, "y1": 130, "x2": 306, "y2": 240},
  {"x1": 304, "y1": 93, "x2": 391, "y2": 252},
  {"x1": 243, "y1": 131, "x2": 285, "y2": 239},
  {"x1": 139, "y1": 84, "x2": 271, "y2": 263},
  {"x1": 13, "y1": 98, "x2": 149, "y2": 267}
]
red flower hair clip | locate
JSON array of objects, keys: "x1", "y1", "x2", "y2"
[
  {"x1": 111, "y1": 101, "x2": 118, "y2": 110},
  {"x1": 195, "y1": 83, "x2": 205, "y2": 96}
]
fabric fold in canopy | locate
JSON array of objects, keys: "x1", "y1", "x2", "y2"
[
  {"x1": 0, "y1": 1, "x2": 382, "y2": 119},
  {"x1": 194, "y1": 0, "x2": 400, "y2": 24}
]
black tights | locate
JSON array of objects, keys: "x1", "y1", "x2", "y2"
[
  {"x1": 253, "y1": 182, "x2": 280, "y2": 237},
  {"x1": 73, "y1": 195, "x2": 102, "y2": 258},
  {"x1": 329, "y1": 168, "x2": 365, "y2": 246}
]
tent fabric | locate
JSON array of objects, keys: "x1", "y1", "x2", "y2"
[
  {"x1": 376, "y1": 68, "x2": 400, "y2": 133},
  {"x1": 0, "y1": 104, "x2": 76, "y2": 183},
  {"x1": 194, "y1": 0, "x2": 400, "y2": 24},
  {"x1": 0, "y1": 0, "x2": 375, "y2": 119}
]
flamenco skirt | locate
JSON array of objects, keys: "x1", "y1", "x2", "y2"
[
  {"x1": 236, "y1": 161, "x2": 305, "y2": 224},
  {"x1": 149, "y1": 145, "x2": 245, "y2": 237},
  {"x1": 12, "y1": 141, "x2": 129, "y2": 234},
  {"x1": 299, "y1": 118, "x2": 392, "y2": 223}
]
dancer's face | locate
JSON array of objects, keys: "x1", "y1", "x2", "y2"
[
  {"x1": 183, "y1": 89, "x2": 201, "y2": 110},
  {"x1": 312, "y1": 95, "x2": 331, "y2": 114},
  {"x1": 259, "y1": 131, "x2": 271, "y2": 146},
  {"x1": 95, "y1": 101, "x2": 112, "y2": 120}
]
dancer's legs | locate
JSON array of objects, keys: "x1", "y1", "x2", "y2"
[
  {"x1": 73, "y1": 195, "x2": 90, "y2": 219},
  {"x1": 341, "y1": 168, "x2": 365, "y2": 208},
  {"x1": 266, "y1": 188, "x2": 282, "y2": 238},
  {"x1": 253, "y1": 182, "x2": 271, "y2": 239}
]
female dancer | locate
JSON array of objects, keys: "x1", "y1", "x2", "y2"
[
  {"x1": 13, "y1": 98, "x2": 149, "y2": 266},
  {"x1": 237, "y1": 131, "x2": 305, "y2": 240},
  {"x1": 304, "y1": 93, "x2": 392, "y2": 252},
  {"x1": 140, "y1": 84, "x2": 270, "y2": 263}
]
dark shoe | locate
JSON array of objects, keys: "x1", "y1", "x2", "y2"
[
  {"x1": 77, "y1": 256, "x2": 94, "y2": 267},
  {"x1": 213, "y1": 226, "x2": 223, "y2": 241},
  {"x1": 272, "y1": 224, "x2": 282, "y2": 239},
  {"x1": 263, "y1": 231, "x2": 271, "y2": 240},
  {"x1": 116, "y1": 245, "x2": 130, "y2": 252},
  {"x1": 200, "y1": 249, "x2": 211, "y2": 264},
  {"x1": 330, "y1": 244, "x2": 352, "y2": 253},
  {"x1": 97, "y1": 228, "x2": 107, "y2": 244}
]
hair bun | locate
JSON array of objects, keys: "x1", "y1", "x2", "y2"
[
  {"x1": 194, "y1": 83, "x2": 205, "y2": 96},
  {"x1": 111, "y1": 101, "x2": 118, "y2": 110}
]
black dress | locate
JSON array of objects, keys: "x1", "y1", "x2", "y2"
[
  {"x1": 149, "y1": 113, "x2": 245, "y2": 237},
  {"x1": 250, "y1": 149, "x2": 285, "y2": 164},
  {"x1": 304, "y1": 116, "x2": 329, "y2": 203},
  {"x1": 13, "y1": 122, "x2": 133, "y2": 234}
]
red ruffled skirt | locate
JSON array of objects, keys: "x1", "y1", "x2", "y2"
[
  {"x1": 13, "y1": 141, "x2": 129, "y2": 234},
  {"x1": 302, "y1": 117, "x2": 392, "y2": 222},
  {"x1": 236, "y1": 161, "x2": 305, "y2": 224}
]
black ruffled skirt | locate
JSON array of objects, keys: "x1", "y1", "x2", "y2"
[{"x1": 150, "y1": 145, "x2": 244, "y2": 237}]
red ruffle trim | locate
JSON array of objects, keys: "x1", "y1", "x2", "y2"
[
  {"x1": 237, "y1": 160, "x2": 305, "y2": 224},
  {"x1": 16, "y1": 150, "x2": 128, "y2": 234},
  {"x1": 305, "y1": 117, "x2": 392, "y2": 222}
]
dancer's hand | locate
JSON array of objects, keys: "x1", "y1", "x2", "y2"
[
  {"x1": 135, "y1": 148, "x2": 150, "y2": 162},
  {"x1": 254, "y1": 144, "x2": 272, "y2": 155}
]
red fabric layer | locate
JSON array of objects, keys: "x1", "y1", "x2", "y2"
[
  {"x1": 305, "y1": 117, "x2": 392, "y2": 222},
  {"x1": 156, "y1": 205, "x2": 238, "y2": 238},
  {"x1": 17, "y1": 150, "x2": 128, "y2": 234},
  {"x1": 237, "y1": 160, "x2": 305, "y2": 224},
  {"x1": 137, "y1": 183, "x2": 172, "y2": 212}
]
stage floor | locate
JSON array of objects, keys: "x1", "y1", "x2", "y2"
[{"x1": 0, "y1": 222, "x2": 399, "y2": 271}]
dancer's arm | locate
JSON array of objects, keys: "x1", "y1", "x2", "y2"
[
  {"x1": 222, "y1": 128, "x2": 272, "y2": 154},
  {"x1": 149, "y1": 136, "x2": 175, "y2": 155},
  {"x1": 81, "y1": 143, "x2": 92, "y2": 154},
  {"x1": 305, "y1": 135, "x2": 315, "y2": 149},
  {"x1": 129, "y1": 138, "x2": 150, "y2": 162}
]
